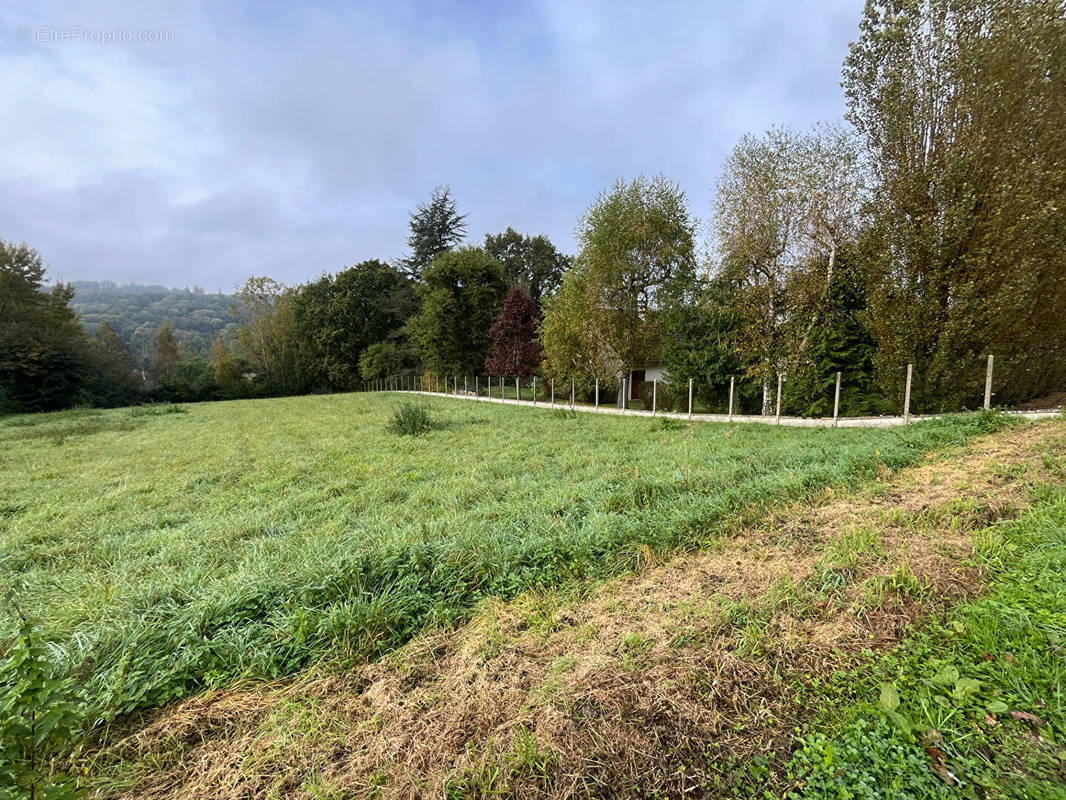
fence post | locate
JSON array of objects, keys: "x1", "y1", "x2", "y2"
[
  {"x1": 688, "y1": 378, "x2": 693, "y2": 418},
  {"x1": 571, "y1": 379, "x2": 575, "y2": 408},
  {"x1": 984, "y1": 354, "x2": 994, "y2": 410},
  {"x1": 622, "y1": 378, "x2": 627, "y2": 413},
  {"x1": 728, "y1": 376, "x2": 735, "y2": 421},
  {"x1": 533, "y1": 377, "x2": 537, "y2": 406},
  {"x1": 551, "y1": 379, "x2": 555, "y2": 407},
  {"x1": 652, "y1": 379, "x2": 657, "y2": 415},
  {"x1": 903, "y1": 363, "x2": 913, "y2": 423},
  {"x1": 595, "y1": 379, "x2": 599, "y2": 410},
  {"x1": 515, "y1": 377, "x2": 520, "y2": 403},
  {"x1": 775, "y1": 373, "x2": 783, "y2": 425},
  {"x1": 833, "y1": 371, "x2": 841, "y2": 427}
]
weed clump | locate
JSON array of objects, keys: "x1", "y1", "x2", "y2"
[
  {"x1": 387, "y1": 402, "x2": 438, "y2": 436},
  {"x1": 128, "y1": 403, "x2": 187, "y2": 417}
]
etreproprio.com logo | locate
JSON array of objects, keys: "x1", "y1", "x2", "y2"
[{"x1": 16, "y1": 25, "x2": 175, "y2": 44}]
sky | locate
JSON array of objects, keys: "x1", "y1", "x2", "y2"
[{"x1": 0, "y1": 0, "x2": 862, "y2": 292}]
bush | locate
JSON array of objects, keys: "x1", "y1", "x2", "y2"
[
  {"x1": 386, "y1": 402, "x2": 437, "y2": 436},
  {"x1": 638, "y1": 381, "x2": 674, "y2": 412},
  {"x1": 0, "y1": 610, "x2": 84, "y2": 800}
]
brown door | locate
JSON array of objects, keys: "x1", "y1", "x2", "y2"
[{"x1": 630, "y1": 370, "x2": 646, "y2": 401}]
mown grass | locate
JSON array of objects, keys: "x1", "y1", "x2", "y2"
[{"x1": 0, "y1": 394, "x2": 1003, "y2": 721}]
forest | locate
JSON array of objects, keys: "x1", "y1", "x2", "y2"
[
  {"x1": 2, "y1": 0, "x2": 1064, "y2": 417},
  {"x1": 68, "y1": 282, "x2": 238, "y2": 365}
]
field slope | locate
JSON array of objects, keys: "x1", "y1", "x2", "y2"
[{"x1": 0, "y1": 394, "x2": 999, "y2": 722}]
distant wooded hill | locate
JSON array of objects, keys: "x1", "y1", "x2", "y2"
[{"x1": 69, "y1": 281, "x2": 239, "y2": 364}]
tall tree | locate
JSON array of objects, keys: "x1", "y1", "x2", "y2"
[
  {"x1": 0, "y1": 240, "x2": 91, "y2": 412},
  {"x1": 484, "y1": 287, "x2": 542, "y2": 376},
  {"x1": 408, "y1": 246, "x2": 508, "y2": 375},
  {"x1": 209, "y1": 336, "x2": 242, "y2": 390},
  {"x1": 844, "y1": 0, "x2": 1066, "y2": 409},
  {"x1": 233, "y1": 277, "x2": 301, "y2": 390},
  {"x1": 294, "y1": 260, "x2": 418, "y2": 391},
  {"x1": 539, "y1": 267, "x2": 612, "y2": 390},
  {"x1": 559, "y1": 175, "x2": 696, "y2": 407},
  {"x1": 400, "y1": 185, "x2": 468, "y2": 279},
  {"x1": 714, "y1": 126, "x2": 863, "y2": 412},
  {"x1": 483, "y1": 228, "x2": 571, "y2": 309},
  {"x1": 154, "y1": 322, "x2": 180, "y2": 379},
  {"x1": 660, "y1": 269, "x2": 747, "y2": 409},
  {"x1": 84, "y1": 322, "x2": 141, "y2": 406}
]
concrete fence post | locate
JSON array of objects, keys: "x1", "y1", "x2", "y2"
[
  {"x1": 833, "y1": 372, "x2": 841, "y2": 427},
  {"x1": 595, "y1": 379, "x2": 599, "y2": 410},
  {"x1": 515, "y1": 377, "x2": 519, "y2": 403},
  {"x1": 688, "y1": 378, "x2": 693, "y2": 418},
  {"x1": 728, "y1": 376, "x2": 735, "y2": 421},
  {"x1": 571, "y1": 379, "x2": 575, "y2": 408},
  {"x1": 551, "y1": 379, "x2": 555, "y2": 406},
  {"x1": 903, "y1": 363, "x2": 913, "y2": 423},
  {"x1": 622, "y1": 378, "x2": 627, "y2": 413},
  {"x1": 984, "y1": 354, "x2": 994, "y2": 410},
  {"x1": 652, "y1": 379, "x2": 657, "y2": 415},
  {"x1": 775, "y1": 373, "x2": 783, "y2": 424},
  {"x1": 533, "y1": 377, "x2": 537, "y2": 406}
]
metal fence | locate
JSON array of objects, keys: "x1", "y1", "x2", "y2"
[{"x1": 361, "y1": 354, "x2": 1065, "y2": 428}]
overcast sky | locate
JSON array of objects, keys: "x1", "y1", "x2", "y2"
[{"x1": 1, "y1": 0, "x2": 862, "y2": 292}]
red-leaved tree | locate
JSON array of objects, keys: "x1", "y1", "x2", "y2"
[{"x1": 484, "y1": 287, "x2": 542, "y2": 376}]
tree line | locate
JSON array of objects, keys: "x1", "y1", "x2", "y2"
[{"x1": 3, "y1": 0, "x2": 1064, "y2": 416}]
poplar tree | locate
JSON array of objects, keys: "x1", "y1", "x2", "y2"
[{"x1": 844, "y1": 0, "x2": 1066, "y2": 409}]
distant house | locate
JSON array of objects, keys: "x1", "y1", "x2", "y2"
[{"x1": 628, "y1": 365, "x2": 666, "y2": 401}]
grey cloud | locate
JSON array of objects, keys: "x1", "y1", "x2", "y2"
[{"x1": 1, "y1": 0, "x2": 862, "y2": 290}]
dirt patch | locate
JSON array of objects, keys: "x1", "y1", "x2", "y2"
[{"x1": 88, "y1": 420, "x2": 1066, "y2": 800}]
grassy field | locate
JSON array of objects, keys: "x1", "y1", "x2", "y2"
[
  {"x1": 73, "y1": 415, "x2": 1065, "y2": 800},
  {"x1": 0, "y1": 393, "x2": 1001, "y2": 722}
]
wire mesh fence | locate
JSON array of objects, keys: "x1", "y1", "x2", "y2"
[{"x1": 365, "y1": 353, "x2": 1066, "y2": 425}]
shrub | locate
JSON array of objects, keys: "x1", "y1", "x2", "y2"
[
  {"x1": 386, "y1": 402, "x2": 438, "y2": 436},
  {"x1": 0, "y1": 609, "x2": 84, "y2": 800},
  {"x1": 638, "y1": 381, "x2": 674, "y2": 412}
]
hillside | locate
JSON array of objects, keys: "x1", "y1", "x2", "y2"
[{"x1": 68, "y1": 281, "x2": 239, "y2": 362}]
